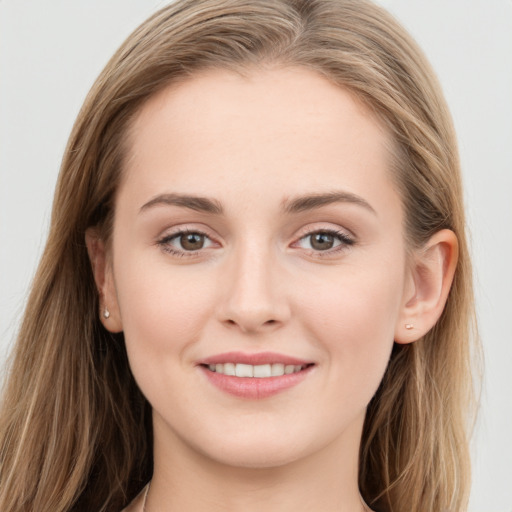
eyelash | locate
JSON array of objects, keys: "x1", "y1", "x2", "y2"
[
  {"x1": 295, "y1": 228, "x2": 355, "y2": 257},
  {"x1": 157, "y1": 229, "x2": 214, "y2": 258},
  {"x1": 156, "y1": 228, "x2": 355, "y2": 258}
]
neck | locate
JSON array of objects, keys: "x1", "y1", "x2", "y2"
[{"x1": 148, "y1": 414, "x2": 367, "y2": 512}]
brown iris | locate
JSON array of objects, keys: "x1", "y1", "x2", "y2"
[
  {"x1": 180, "y1": 233, "x2": 205, "y2": 250},
  {"x1": 310, "y1": 232, "x2": 335, "y2": 250}
]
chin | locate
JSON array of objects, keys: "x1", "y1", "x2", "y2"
[
  {"x1": 189, "y1": 422, "x2": 334, "y2": 471},
  {"x1": 203, "y1": 443, "x2": 306, "y2": 470}
]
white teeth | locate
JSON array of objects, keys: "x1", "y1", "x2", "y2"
[
  {"x1": 253, "y1": 364, "x2": 271, "y2": 378},
  {"x1": 235, "y1": 363, "x2": 253, "y2": 377},
  {"x1": 223, "y1": 362, "x2": 235, "y2": 376},
  {"x1": 207, "y1": 362, "x2": 305, "y2": 377},
  {"x1": 284, "y1": 365, "x2": 295, "y2": 374},
  {"x1": 271, "y1": 363, "x2": 284, "y2": 376}
]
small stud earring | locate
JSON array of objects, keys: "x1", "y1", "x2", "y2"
[
  {"x1": 103, "y1": 308, "x2": 110, "y2": 319},
  {"x1": 405, "y1": 323, "x2": 414, "y2": 330}
]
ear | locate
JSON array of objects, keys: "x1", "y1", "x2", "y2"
[
  {"x1": 85, "y1": 228, "x2": 123, "y2": 333},
  {"x1": 394, "y1": 229, "x2": 458, "y2": 344}
]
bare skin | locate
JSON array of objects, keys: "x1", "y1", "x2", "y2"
[{"x1": 88, "y1": 67, "x2": 458, "y2": 512}]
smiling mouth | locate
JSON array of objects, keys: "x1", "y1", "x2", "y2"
[
  {"x1": 199, "y1": 358, "x2": 315, "y2": 398},
  {"x1": 203, "y1": 362, "x2": 313, "y2": 378}
]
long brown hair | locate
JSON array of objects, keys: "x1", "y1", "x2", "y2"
[{"x1": 0, "y1": 1, "x2": 479, "y2": 510}]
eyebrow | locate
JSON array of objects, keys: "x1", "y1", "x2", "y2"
[
  {"x1": 139, "y1": 190, "x2": 376, "y2": 216},
  {"x1": 140, "y1": 193, "x2": 224, "y2": 215},
  {"x1": 282, "y1": 191, "x2": 376, "y2": 215}
]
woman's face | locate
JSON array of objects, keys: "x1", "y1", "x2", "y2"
[{"x1": 106, "y1": 67, "x2": 412, "y2": 469}]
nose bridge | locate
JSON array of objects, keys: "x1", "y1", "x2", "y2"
[{"x1": 219, "y1": 236, "x2": 288, "y2": 332}]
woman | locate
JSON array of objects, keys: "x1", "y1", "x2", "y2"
[{"x1": 0, "y1": 0, "x2": 479, "y2": 511}]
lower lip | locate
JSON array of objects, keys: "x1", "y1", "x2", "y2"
[{"x1": 199, "y1": 365, "x2": 314, "y2": 399}]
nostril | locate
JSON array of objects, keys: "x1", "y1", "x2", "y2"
[
  {"x1": 222, "y1": 312, "x2": 284, "y2": 333},
  {"x1": 225, "y1": 319, "x2": 276, "y2": 327}
]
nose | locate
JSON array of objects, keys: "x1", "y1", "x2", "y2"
[{"x1": 216, "y1": 241, "x2": 290, "y2": 334}]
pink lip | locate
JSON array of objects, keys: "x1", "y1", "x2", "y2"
[
  {"x1": 197, "y1": 352, "x2": 315, "y2": 399},
  {"x1": 198, "y1": 351, "x2": 311, "y2": 366}
]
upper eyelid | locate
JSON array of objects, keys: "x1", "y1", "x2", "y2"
[
  {"x1": 293, "y1": 229, "x2": 354, "y2": 247},
  {"x1": 157, "y1": 224, "x2": 216, "y2": 240},
  {"x1": 293, "y1": 223, "x2": 355, "y2": 241}
]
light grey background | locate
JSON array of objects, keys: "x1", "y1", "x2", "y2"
[{"x1": 1, "y1": 1, "x2": 511, "y2": 510}]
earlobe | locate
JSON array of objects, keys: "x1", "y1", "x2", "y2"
[
  {"x1": 395, "y1": 229, "x2": 458, "y2": 344},
  {"x1": 85, "y1": 228, "x2": 123, "y2": 333}
]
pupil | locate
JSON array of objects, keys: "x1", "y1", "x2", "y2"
[
  {"x1": 181, "y1": 233, "x2": 204, "y2": 250},
  {"x1": 311, "y1": 233, "x2": 334, "y2": 250}
]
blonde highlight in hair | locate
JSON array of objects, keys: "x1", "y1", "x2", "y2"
[{"x1": 0, "y1": 1, "x2": 479, "y2": 511}]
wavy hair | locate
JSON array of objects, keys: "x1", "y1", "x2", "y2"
[{"x1": 0, "y1": 1, "x2": 479, "y2": 510}]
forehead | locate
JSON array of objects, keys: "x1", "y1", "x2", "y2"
[{"x1": 121, "y1": 66, "x2": 398, "y2": 212}]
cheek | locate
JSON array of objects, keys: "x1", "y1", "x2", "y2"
[
  {"x1": 112, "y1": 253, "x2": 216, "y2": 372},
  {"x1": 295, "y1": 263, "x2": 404, "y2": 396}
]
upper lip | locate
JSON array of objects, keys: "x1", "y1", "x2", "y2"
[{"x1": 198, "y1": 351, "x2": 313, "y2": 366}]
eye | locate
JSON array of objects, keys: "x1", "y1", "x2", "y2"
[
  {"x1": 157, "y1": 229, "x2": 215, "y2": 256},
  {"x1": 295, "y1": 229, "x2": 354, "y2": 253},
  {"x1": 308, "y1": 232, "x2": 338, "y2": 251},
  {"x1": 176, "y1": 232, "x2": 208, "y2": 251}
]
